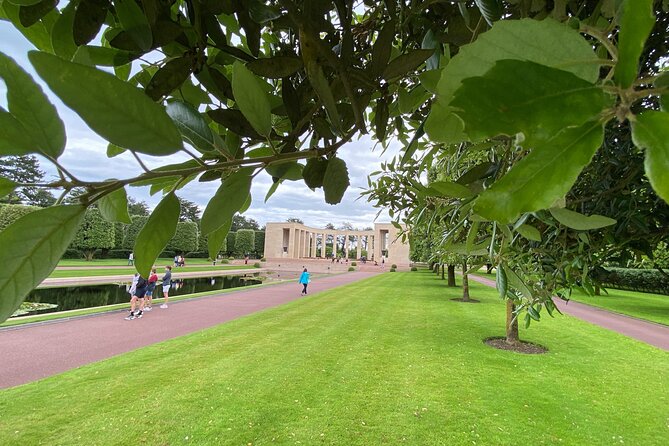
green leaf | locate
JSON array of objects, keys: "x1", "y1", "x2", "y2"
[
  {"x1": 382, "y1": 49, "x2": 434, "y2": 81},
  {"x1": 505, "y1": 266, "x2": 532, "y2": 300},
  {"x1": 106, "y1": 143, "x2": 126, "y2": 158},
  {"x1": 0, "y1": 177, "x2": 17, "y2": 198},
  {"x1": 208, "y1": 108, "x2": 262, "y2": 139},
  {"x1": 1, "y1": 1, "x2": 55, "y2": 52},
  {"x1": 29, "y1": 51, "x2": 183, "y2": 156},
  {"x1": 72, "y1": 45, "x2": 137, "y2": 67},
  {"x1": 134, "y1": 193, "x2": 180, "y2": 278},
  {"x1": 475, "y1": 121, "x2": 604, "y2": 223},
  {"x1": 18, "y1": 0, "x2": 57, "y2": 28},
  {"x1": 6, "y1": 0, "x2": 44, "y2": 5},
  {"x1": 115, "y1": 0, "x2": 153, "y2": 51},
  {"x1": 302, "y1": 157, "x2": 329, "y2": 189},
  {"x1": 495, "y1": 263, "x2": 507, "y2": 299},
  {"x1": 97, "y1": 187, "x2": 132, "y2": 224},
  {"x1": 451, "y1": 60, "x2": 608, "y2": 144},
  {"x1": 73, "y1": 0, "x2": 109, "y2": 46},
  {"x1": 474, "y1": 0, "x2": 502, "y2": 26},
  {"x1": 231, "y1": 61, "x2": 272, "y2": 137},
  {"x1": 0, "y1": 51, "x2": 66, "y2": 158},
  {"x1": 0, "y1": 205, "x2": 85, "y2": 323},
  {"x1": 421, "y1": 29, "x2": 441, "y2": 71},
  {"x1": 207, "y1": 218, "x2": 232, "y2": 260},
  {"x1": 304, "y1": 60, "x2": 341, "y2": 132},
  {"x1": 631, "y1": 111, "x2": 669, "y2": 204},
  {"x1": 655, "y1": 71, "x2": 669, "y2": 112},
  {"x1": 437, "y1": 18, "x2": 599, "y2": 106},
  {"x1": 322, "y1": 157, "x2": 350, "y2": 205},
  {"x1": 264, "y1": 180, "x2": 280, "y2": 203},
  {"x1": 615, "y1": 0, "x2": 654, "y2": 88},
  {"x1": 50, "y1": 0, "x2": 78, "y2": 59},
  {"x1": 166, "y1": 101, "x2": 227, "y2": 155},
  {"x1": 266, "y1": 162, "x2": 303, "y2": 181},
  {"x1": 549, "y1": 208, "x2": 616, "y2": 230},
  {"x1": 426, "y1": 180, "x2": 472, "y2": 199},
  {"x1": 145, "y1": 56, "x2": 193, "y2": 101},
  {"x1": 424, "y1": 101, "x2": 465, "y2": 143},
  {"x1": 201, "y1": 168, "x2": 253, "y2": 235},
  {"x1": 0, "y1": 110, "x2": 36, "y2": 156},
  {"x1": 516, "y1": 224, "x2": 542, "y2": 241},
  {"x1": 371, "y1": 20, "x2": 395, "y2": 78},
  {"x1": 246, "y1": 56, "x2": 303, "y2": 78}
]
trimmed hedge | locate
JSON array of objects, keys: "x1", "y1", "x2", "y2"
[
  {"x1": 597, "y1": 267, "x2": 669, "y2": 295},
  {"x1": 389, "y1": 267, "x2": 397, "y2": 272},
  {"x1": 351, "y1": 261, "x2": 357, "y2": 266},
  {"x1": 0, "y1": 203, "x2": 38, "y2": 230},
  {"x1": 253, "y1": 262, "x2": 261, "y2": 268},
  {"x1": 391, "y1": 264, "x2": 397, "y2": 269},
  {"x1": 235, "y1": 229, "x2": 255, "y2": 256},
  {"x1": 185, "y1": 251, "x2": 209, "y2": 258},
  {"x1": 411, "y1": 267, "x2": 418, "y2": 271},
  {"x1": 348, "y1": 266, "x2": 355, "y2": 271},
  {"x1": 254, "y1": 230, "x2": 265, "y2": 255}
]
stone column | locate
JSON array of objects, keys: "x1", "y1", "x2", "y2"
[
  {"x1": 321, "y1": 233, "x2": 327, "y2": 258},
  {"x1": 356, "y1": 235, "x2": 362, "y2": 260},
  {"x1": 344, "y1": 233, "x2": 349, "y2": 259},
  {"x1": 312, "y1": 233, "x2": 317, "y2": 258}
]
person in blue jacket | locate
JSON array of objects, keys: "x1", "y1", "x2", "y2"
[{"x1": 299, "y1": 268, "x2": 310, "y2": 295}]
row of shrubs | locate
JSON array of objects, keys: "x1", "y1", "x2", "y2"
[
  {"x1": 596, "y1": 267, "x2": 669, "y2": 296},
  {"x1": 62, "y1": 249, "x2": 259, "y2": 261}
]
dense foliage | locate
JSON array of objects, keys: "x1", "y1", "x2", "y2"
[
  {"x1": 166, "y1": 220, "x2": 199, "y2": 253},
  {"x1": 234, "y1": 229, "x2": 255, "y2": 256},
  {"x1": 70, "y1": 208, "x2": 116, "y2": 260},
  {"x1": 0, "y1": 0, "x2": 667, "y2": 325}
]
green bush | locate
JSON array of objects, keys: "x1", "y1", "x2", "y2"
[
  {"x1": 235, "y1": 229, "x2": 255, "y2": 256},
  {"x1": 159, "y1": 250, "x2": 176, "y2": 260},
  {"x1": 122, "y1": 215, "x2": 148, "y2": 249},
  {"x1": 351, "y1": 261, "x2": 357, "y2": 266},
  {"x1": 0, "y1": 203, "x2": 38, "y2": 230},
  {"x1": 254, "y1": 230, "x2": 265, "y2": 255},
  {"x1": 253, "y1": 262, "x2": 261, "y2": 268},
  {"x1": 185, "y1": 251, "x2": 209, "y2": 258},
  {"x1": 62, "y1": 248, "x2": 83, "y2": 259},
  {"x1": 596, "y1": 267, "x2": 669, "y2": 295},
  {"x1": 106, "y1": 249, "x2": 133, "y2": 259},
  {"x1": 228, "y1": 256, "x2": 235, "y2": 261},
  {"x1": 391, "y1": 264, "x2": 397, "y2": 269},
  {"x1": 70, "y1": 208, "x2": 115, "y2": 260},
  {"x1": 390, "y1": 267, "x2": 397, "y2": 272},
  {"x1": 113, "y1": 222, "x2": 126, "y2": 249},
  {"x1": 219, "y1": 258, "x2": 229, "y2": 264},
  {"x1": 167, "y1": 221, "x2": 199, "y2": 253},
  {"x1": 226, "y1": 232, "x2": 236, "y2": 255},
  {"x1": 260, "y1": 257, "x2": 266, "y2": 262},
  {"x1": 411, "y1": 266, "x2": 418, "y2": 271},
  {"x1": 348, "y1": 266, "x2": 355, "y2": 271}
]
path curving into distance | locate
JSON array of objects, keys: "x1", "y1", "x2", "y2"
[
  {"x1": 0, "y1": 272, "x2": 378, "y2": 389},
  {"x1": 469, "y1": 274, "x2": 669, "y2": 351}
]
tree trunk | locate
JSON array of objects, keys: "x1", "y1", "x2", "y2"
[
  {"x1": 505, "y1": 300, "x2": 520, "y2": 345},
  {"x1": 462, "y1": 261, "x2": 470, "y2": 301},
  {"x1": 441, "y1": 264, "x2": 445, "y2": 280},
  {"x1": 84, "y1": 250, "x2": 95, "y2": 261},
  {"x1": 447, "y1": 265, "x2": 456, "y2": 287},
  {"x1": 594, "y1": 285, "x2": 601, "y2": 296}
]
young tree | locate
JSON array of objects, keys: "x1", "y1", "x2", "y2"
[
  {"x1": 234, "y1": 229, "x2": 255, "y2": 257},
  {"x1": 254, "y1": 230, "x2": 265, "y2": 256},
  {"x1": 226, "y1": 232, "x2": 237, "y2": 257},
  {"x1": 231, "y1": 214, "x2": 260, "y2": 231},
  {"x1": 178, "y1": 198, "x2": 201, "y2": 222},
  {"x1": 0, "y1": 156, "x2": 55, "y2": 206},
  {"x1": 286, "y1": 217, "x2": 304, "y2": 224},
  {"x1": 127, "y1": 198, "x2": 149, "y2": 216},
  {"x1": 122, "y1": 216, "x2": 149, "y2": 250},
  {"x1": 70, "y1": 208, "x2": 115, "y2": 261}
]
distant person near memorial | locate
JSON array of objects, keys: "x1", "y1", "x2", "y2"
[
  {"x1": 127, "y1": 252, "x2": 134, "y2": 266},
  {"x1": 299, "y1": 268, "x2": 311, "y2": 296}
]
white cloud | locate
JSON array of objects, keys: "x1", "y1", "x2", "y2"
[{"x1": 0, "y1": 23, "x2": 401, "y2": 228}]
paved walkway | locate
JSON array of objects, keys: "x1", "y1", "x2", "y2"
[
  {"x1": 0, "y1": 272, "x2": 378, "y2": 389},
  {"x1": 469, "y1": 275, "x2": 669, "y2": 351}
]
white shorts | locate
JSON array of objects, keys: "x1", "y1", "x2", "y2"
[{"x1": 162, "y1": 284, "x2": 171, "y2": 292}]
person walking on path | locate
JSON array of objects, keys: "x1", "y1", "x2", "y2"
[
  {"x1": 145, "y1": 268, "x2": 158, "y2": 311},
  {"x1": 299, "y1": 268, "x2": 310, "y2": 295},
  {"x1": 125, "y1": 275, "x2": 148, "y2": 320},
  {"x1": 127, "y1": 252, "x2": 134, "y2": 266},
  {"x1": 160, "y1": 266, "x2": 172, "y2": 309},
  {"x1": 128, "y1": 273, "x2": 139, "y2": 297}
]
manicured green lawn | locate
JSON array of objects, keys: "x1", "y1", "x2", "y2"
[
  {"x1": 57, "y1": 258, "x2": 222, "y2": 267},
  {"x1": 1, "y1": 271, "x2": 667, "y2": 445},
  {"x1": 571, "y1": 287, "x2": 669, "y2": 326},
  {"x1": 48, "y1": 265, "x2": 256, "y2": 279}
]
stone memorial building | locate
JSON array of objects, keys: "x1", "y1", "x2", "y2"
[{"x1": 264, "y1": 222, "x2": 410, "y2": 265}]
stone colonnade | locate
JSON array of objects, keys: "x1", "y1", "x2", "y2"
[{"x1": 286, "y1": 228, "x2": 376, "y2": 260}]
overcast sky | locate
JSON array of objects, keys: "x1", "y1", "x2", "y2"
[{"x1": 0, "y1": 22, "x2": 401, "y2": 229}]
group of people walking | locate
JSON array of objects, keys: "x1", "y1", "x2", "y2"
[{"x1": 125, "y1": 265, "x2": 173, "y2": 320}]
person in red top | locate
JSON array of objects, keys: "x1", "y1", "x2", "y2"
[{"x1": 145, "y1": 268, "x2": 159, "y2": 311}]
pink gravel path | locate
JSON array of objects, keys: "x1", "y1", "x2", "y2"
[
  {"x1": 469, "y1": 274, "x2": 669, "y2": 351},
  {"x1": 0, "y1": 272, "x2": 378, "y2": 389}
]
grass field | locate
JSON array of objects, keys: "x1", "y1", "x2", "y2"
[
  {"x1": 57, "y1": 258, "x2": 228, "y2": 267},
  {"x1": 571, "y1": 287, "x2": 669, "y2": 326},
  {"x1": 0, "y1": 271, "x2": 667, "y2": 445},
  {"x1": 48, "y1": 265, "x2": 256, "y2": 279}
]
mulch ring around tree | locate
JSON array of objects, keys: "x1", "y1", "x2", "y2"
[
  {"x1": 484, "y1": 337, "x2": 548, "y2": 354},
  {"x1": 450, "y1": 298, "x2": 480, "y2": 303}
]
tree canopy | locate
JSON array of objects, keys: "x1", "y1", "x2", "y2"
[{"x1": 0, "y1": 0, "x2": 667, "y2": 325}]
